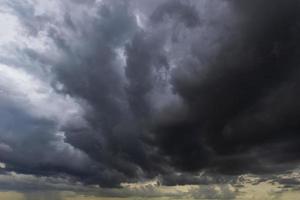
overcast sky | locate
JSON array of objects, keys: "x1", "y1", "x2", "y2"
[{"x1": 1, "y1": 0, "x2": 300, "y2": 199}]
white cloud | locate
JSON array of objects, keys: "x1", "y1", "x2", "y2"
[
  {"x1": 0, "y1": 63, "x2": 87, "y2": 128},
  {"x1": 0, "y1": 162, "x2": 6, "y2": 169}
]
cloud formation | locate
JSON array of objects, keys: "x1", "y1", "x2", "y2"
[
  {"x1": 0, "y1": 0, "x2": 300, "y2": 196},
  {"x1": 152, "y1": 0, "x2": 300, "y2": 175}
]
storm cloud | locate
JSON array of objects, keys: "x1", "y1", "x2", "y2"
[
  {"x1": 1, "y1": 0, "x2": 300, "y2": 194},
  {"x1": 153, "y1": 0, "x2": 300, "y2": 175}
]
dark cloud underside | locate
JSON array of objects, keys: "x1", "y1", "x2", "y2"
[
  {"x1": 153, "y1": 0, "x2": 300, "y2": 174},
  {"x1": 1, "y1": 0, "x2": 300, "y2": 189}
]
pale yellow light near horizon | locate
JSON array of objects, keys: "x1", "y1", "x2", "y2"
[
  {"x1": 1, "y1": 181, "x2": 300, "y2": 200},
  {"x1": 0, "y1": 192, "x2": 23, "y2": 200}
]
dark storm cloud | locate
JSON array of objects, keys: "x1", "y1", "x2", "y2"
[
  {"x1": 50, "y1": 1, "x2": 149, "y2": 186},
  {"x1": 42, "y1": 0, "x2": 170, "y2": 187},
  {"x1": 2, "y1": 0, "x2": 144, "y2": 187},
  {"x1": 2, "y1": 0, "x2": 300, "y2": 190},
  {"x1": 152, "y1": 0, "x2": 300, "y2": 175},
  {"x1": 42, "y1": 0, "x2": 174, "y2": 187}
]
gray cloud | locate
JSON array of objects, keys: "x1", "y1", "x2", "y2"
[
  {"x1": 1, "y1": 0, "x2": 300, "y2": 192},
  {"x1": 151, "y1": 0, "x2": 300, "y2": 175}
]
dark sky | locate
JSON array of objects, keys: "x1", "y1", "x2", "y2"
[{"x1": 1, "y1": 0, "x2": 300, "y2": 197}]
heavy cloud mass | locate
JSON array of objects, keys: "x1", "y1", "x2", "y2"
[
  {"x1": 1, "y1": 0, "x2": 300, "y2": 194},
  {"x1": 154, "y1": 0, "x2": 300, "y2": 174}
]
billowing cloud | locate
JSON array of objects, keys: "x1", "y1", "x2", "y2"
[
  {"x1": 0, "y1": 0, "x2": 300, "y2": 198},
  {"x1": 152, "y1": 0, "x2": 300, "y2": 175}
]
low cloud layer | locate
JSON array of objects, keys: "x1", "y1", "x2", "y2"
[{"x1": 0, "y1": 0, "x2": 300, "y2": 197}]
